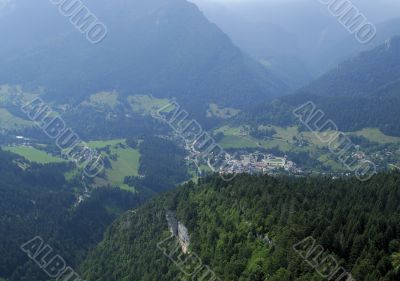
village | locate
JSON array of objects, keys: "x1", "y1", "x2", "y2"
[
  {"x1": 185, "y1": 142, "x2": 301, "y2": 176},
  {"x1": 218, "y1": 151, "x2": 300, "y2": 175}
]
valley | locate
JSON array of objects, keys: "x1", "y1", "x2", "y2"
[
  {"x1": 0, "y1": 0, "x2": 400, "y2": 280},
  {"x1": 1, "y1": 86, "x2": 400, "y2": 192}
]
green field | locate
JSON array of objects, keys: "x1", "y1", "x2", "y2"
[
  {"x1": 217, "y1": 124, "x2": 400, "y2": 150},
  {"x1": 206, "y1": 103, "x2": 240, "y2": 119},
  {"x1": 0, "y1": 86, "x2": 38, "y2": 131},
  {"x1": 3, "y1": 146, "x2": 64, "y2": 164},
  {"x1": 0, "y1": 85, "x2": 39, "y2": 107},
  {"x1": 216, "y1": 125, "x2": 294, "y2": 151},
  {"x1": 262, "y1": 125, "x2": 298, "y2": 142},
  {"x1": 5, "y1": 139, "x2": 141, "y2": 191},
  {"x1": 214, "y1": 124, "x2": 400, "y2": 173},
  {"x1": 107, "y1": 146, "x2": 140, "y2": 192},
  {"x1": 219, "y1": 135, "x2": 259, "y2": 149},
  {"x1": 0, "y1": 108, "x2": 33, "y2": 130},
  {"x1": 87, "y1": 139, "x2": 126, "y2": 149},
  {"x1": 88, "y1": 139, "x2": 141, "y2": 192},
  {"x1": 215, "y1": 125, "x2": 249, "y2": 135},
  {"x1": 84, "y1": 91, "x2": 120, "y2": 109},
  {"x1": 127, "y1": 95, "x2": 171, "y2": 115},
  {"x1": 351, "y1": 128, "x2": 400, "y2": 144}
]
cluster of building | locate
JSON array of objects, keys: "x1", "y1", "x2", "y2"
[
  {"x1": 14, "y1": 135, "x2": 32, "y2": 146},
  {"x1": 219, "y1": 152, "x2": 299, "y2": 175},
  {"x1": 185, "y1": 143, "x2": 300, "y2": 176}
]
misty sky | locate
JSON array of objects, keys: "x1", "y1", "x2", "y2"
[
  {"x1": 191, "y1": 0, "x2": 400, "y2": 23},
  {"x1": 189, "y1": 0, "x2": 400, "y2": 49}
]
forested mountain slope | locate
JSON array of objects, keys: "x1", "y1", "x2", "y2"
[
  {"x1": 303, "y1": 36, "x2": 400, "y2": 97},
  {"x1": 318, "y1": 17, "x2": 400, "y2": 75},
  {"x1": 237, "y1": 37, "x2": 400, "y2": 136},
  {"x1": 0, "y1": 149, "x2": 144, "y2": 281},
  {"x1": 81, "y1": 173, "x2": 400, "y2": 281},
  {"x1": 0, "y1": 0, "x2": 287, "y2": 114}
]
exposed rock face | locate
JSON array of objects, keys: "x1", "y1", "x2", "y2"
[
  {"x1": 178, "y1": 222, "x2": 190, "y2": 254},
  {"x1": 166, "y1": 211, "x2": 178, "y2": 237},
  {"x1": 166, "y1": 211, "x2": 190, "y2": 254}
]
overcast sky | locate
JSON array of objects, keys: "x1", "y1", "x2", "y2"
[{"x1": 190, "y1": 0, "x2": 400, "y2": 23}]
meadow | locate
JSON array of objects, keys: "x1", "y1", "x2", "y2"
[{"x1": 2, "y1": 146, "x2": 64, "y2": 164}]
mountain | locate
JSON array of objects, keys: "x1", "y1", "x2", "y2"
[
  {"x1": 189, "y1": 2, "x2": 400, "y2": 87},
  {"x1": 191, "y1": 9, "x2": 315, "y2": 89},
  {"x1": 80, "y1": 173, "x2": 400, "y2": 281},
  {"x1": 239, "y1": 37, "x2": 400, "y2": 136},
  {"x1": 0, "y1": 0, "x2": 288, "y2": 115},
  {"x1": 318, "y1": 17, "x2": 400, "y2": 74},
  {"x1": 190, "y1": 0, "x2": 356, "y2": 88},
  {"x1": 303, "y1": 36, "x2": 400, "y2": 97},
  {"x1": 0, "y1": 149, "x2": 145, "y2": 281}
]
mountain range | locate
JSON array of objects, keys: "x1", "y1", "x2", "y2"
[
  {"x1": 238, "y1": 36, "x2": 400, "y2": 136},
  {"x1": 0, "y1": 1, "x2": 400, "y2": 281},
  {"x1": 0, "y1": 0, "x2": 288, "y2": 116}
]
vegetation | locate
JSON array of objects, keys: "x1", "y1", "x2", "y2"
[
  {"x1": 352, "y1": 128, "x2": 400, "y2": 144},
  {"x1": 304, "y1": 37, "x2": 400, "y2": 98},
  {"x1": 0, "y1": 108, "x2": 32, "y2": 130},
  {"x1": 2, "y1": 145, "x2": 65, "y2": 164},
  {"x1": 0, "y1": 149, "x2": 146, "y2": 281},
  {"x1": 212, "y1": 123, "x2": 400, "y2": 174},
  {"x1": 87, "y1": 139, "x2": 140, "y2": 192},
  {"x1": 233, "y1": 38, "x2": 400, "y2": 137},
  {"x1": 206, "y1": 103, "x2": 240, "y2": 119},
  {"x1": 124, "y1": 136, "x2": 190, "y2": 193},
  {"x1": 85, "y1": 91, "x2": 120, "y2": 110},
  {"x1": 0, "y1": 0, "x2": 289, "y2": 120},
  {"x1": 82, "y1": 172, "x2": 400, "y2": 281},
  {"x1": 127, "y1": 95, "x2": 171, "y2": 116}
]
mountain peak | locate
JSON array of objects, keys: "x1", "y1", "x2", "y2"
[{"x1": 0, "y1": 0, "x2": 287, "y2": 113}]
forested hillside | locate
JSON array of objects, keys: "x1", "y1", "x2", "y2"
[
  {"x1": 319, "y1": 17, "x2": 400, "y2": 75},
  {"x1": 303, "y1": 36, "x2": 400, "y2": 97},
  {"x1": 0, "y1": 0, "x2": 287, "y2": 115},
  {"x1": 0, "y1": 149, "x2": 145, "y2": 281},
  {"x1": 124, "y1": 136, "x2": 190, "y2": 193},
  {"x1": 236, "y1": 37, "x2": 400, "y2": 136},
  {"x1": 81, "y1": 173, "x2": 400, "y2": 281}
]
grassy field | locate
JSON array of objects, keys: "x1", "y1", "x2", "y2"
[
  {"x1": 127, "y1": 95, "x2": 171, "y2": 115},
  {"x1": 107, "y1": 146, "x2": 140, "y2": 192},
  {"x1": 351, "y1": 128, "x2": 400, "y2": 144},
  {"x1": 88, "y1": 139, "x2": 140, "y2": 192},
  {"x1": 261, "y1": 125, "x2": 298, "y2": 142},
  {"x1": 0, "y1": 85, "x2": 39, "y2": 106},
  {"x1": 4, "y1": 139, "x2": 141, "y2": 191},
  {"x1": 214, "y1": 124, "x2": 400, "y2": 173},
  {"x1": 87, "y1": 139, "x2": 126, "y2": 149},
  {"x1": 219, "y1": 135, "x2": 258, "y2": 149},
  {"x1": 214, "y1": 125, "x2": 249, "y2": 135},
  {"x1": 0, "y1": 108, "x2": 33, "y2": 130},
  {"x1": 317, "y1": 153, "x2": 346, "y2": 171},
  {"x1": 216, "y1": 125, "x2": 294, "y2": 151},
  {"x1": 302, "y1": 130, "x2": 340, "y2": 147},
  {"x1": 3, "y1": 146, "x2": 64, "y2": 164},
  {"x1": 85, "y1": 91, "x2": 120, "y2": 109},
  {"x1": 64, "y1": 168, "x2": 81, "y2": 181},
  {"x1": 206, "y1": 103, "x2": 240, "y2": 119},
  {"x1": 0, "y1": 86, "x2": 39, "y2": 131}
]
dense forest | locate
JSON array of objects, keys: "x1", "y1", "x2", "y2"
[
  {"x1": 124, "y1": 136, "x2": 190, "y2": 193},
  {"x1": 235, "y1": 89, "x2": 400, "y2": 137},
  {"x1": 0, "y1": 149, "x2": 146, "y2": 281},
  {"x1": 303, "y1": 36, "x2": 400, "y2": 98},
  {"x1": 81, "y1": 173, "x2": 400, "y2": 281},
  {"x1": 234, "y1": 37, "x2": 400, "y2": 137}
]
